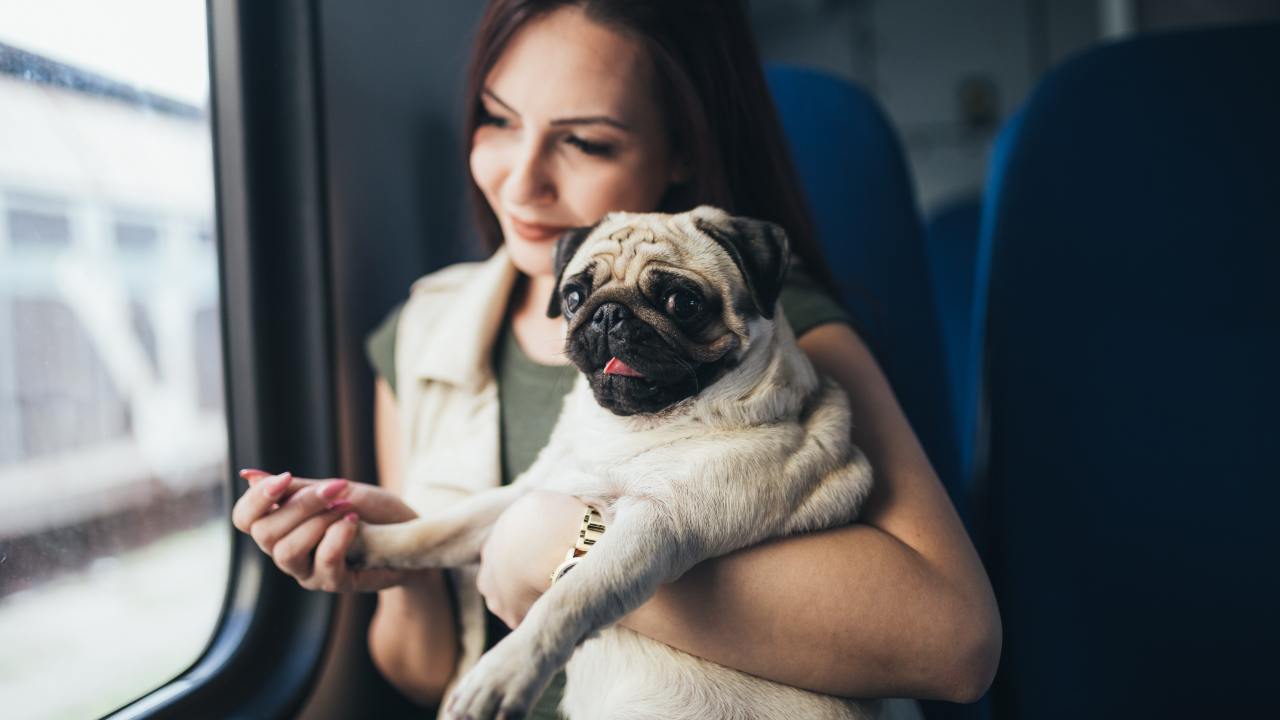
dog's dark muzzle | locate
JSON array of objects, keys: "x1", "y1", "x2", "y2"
[
  {"x1": 569, "y1": 302, "x2": 677, "y2": 384},
  {"x1": 591, "y1": 301, "x2": 633, "y2": 333},
  {"x1": 566, "y1": 299, "x2": 714, "y2": 415}
]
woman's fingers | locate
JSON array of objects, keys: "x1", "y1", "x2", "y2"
[
  {"x1": 239, "y1": 468, "x2": 318, "y2": 497},
  {"x1": 248, "y1": 479, "x2": 351, "y2": 553},
  {"x1": 233, "y1": 470, "x2": 411, "y2": 594},
  {"x1": 341, "y1": 483, "x2": 419, "y2": 525},
  {"x1": 272, "y1": 507, "x2": 353, "y2": 579},
  {"x1": 239, "y1": 468, "x2": 272, "y2": 486},
  {"x1": 232, "y1": 472, "x2": 295, "y2": 532}
]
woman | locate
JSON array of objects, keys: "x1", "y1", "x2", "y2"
[{"x1": 232, "y1": 1, "x2": 1001, "y2": 717}]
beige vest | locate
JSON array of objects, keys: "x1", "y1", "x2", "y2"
[{"x1": 392, "y1": 247, "x2": 517, "y2": 697}]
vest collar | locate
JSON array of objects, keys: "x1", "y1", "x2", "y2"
[{"x1": 411, "y1": 247, "x2": 518, "y2": 390}]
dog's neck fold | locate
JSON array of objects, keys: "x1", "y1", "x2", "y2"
[{"x1": 692, "y1": 308, "x2": 819, "y2": 428}]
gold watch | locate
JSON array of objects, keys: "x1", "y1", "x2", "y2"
[{"x1": 549, "y1": 505, "x2": 606, "y2": 586}]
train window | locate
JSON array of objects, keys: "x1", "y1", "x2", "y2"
[{"x1": 0, "y1": 2, "x2": 228, "y2": 718}]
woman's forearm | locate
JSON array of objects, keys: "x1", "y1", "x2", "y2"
[
  {"x1": 369, "y1": 381, "x2": 459, "y2": 706},
  {"x1": 368, "y1": 568, "x2": 459, "y2": 707},
  {"x1": 618, "y1": 522, "x2": 1001, "y2": 702}
]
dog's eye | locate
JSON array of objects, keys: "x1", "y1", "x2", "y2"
[
  {"x1": 665, "y1": 289, "x2": 703, "y2": 321},
  {"x1": 563, "y1": 287, "x2": 584, "y2": 315}
]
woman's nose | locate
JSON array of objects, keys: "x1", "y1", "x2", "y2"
[{"x1": 503, "y1": 136, "x2": 556, "y2": 206}]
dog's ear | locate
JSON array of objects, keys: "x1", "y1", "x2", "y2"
[
  {"x1": 693, "y1": 208, "x2": 791, "y2": 319},
  {"x1": 546, "y1": 223, "x2": 598, "y2": 318}
]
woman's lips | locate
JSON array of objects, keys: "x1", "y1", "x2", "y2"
[{"x1": 508, "y1": 216, "x2": 571, "y2": 242}]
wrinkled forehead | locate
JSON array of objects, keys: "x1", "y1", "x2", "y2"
[{"x1": 562, "y1": 213, "x2": 739, "y2": 288}]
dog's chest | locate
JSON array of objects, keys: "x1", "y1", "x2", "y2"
[
  {"x1": 558, "y1": 428, "x2": 690, "y2": 504},
  {"x1": 543, "y1": 386, "x2": 700, "y2": 498}
]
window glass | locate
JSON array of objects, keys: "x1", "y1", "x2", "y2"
[{"x1": 0, "y1": 1, "x2": 229, "y2": 718}]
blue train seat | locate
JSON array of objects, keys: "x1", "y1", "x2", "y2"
[
  {"x1": 924, "y1": 194, "x2": 984, "y2": 483},
  {"x1": 766, "y1": 64, "x2": 962, "y2": 516},
  {"x1": 976, "y1": 23, "x2": 1280, "y2": 717}
]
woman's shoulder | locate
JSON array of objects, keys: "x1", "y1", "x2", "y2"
[
  {"x1": 365, "y1": 259, "x2": 496, "y2": 395},
  {"x1": 780, "y1": 260, "x2": 855, "y2": 338},
  {"x1": 407, "y1": 258, "x2": 493, "y2": 299}
]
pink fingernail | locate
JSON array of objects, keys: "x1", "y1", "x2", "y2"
[
  {"x1": 326, "y1": 499, "x2": 353, "y2": 512},
  {"x1": 318, "y1": 479, "x2": 349, "y2": 500},
  {"x1": 264, "y1": 472, "x2": 292, "y2": 497},
  {"x1": 344, "y1": 512, "x2": 358, "y2": 523}
]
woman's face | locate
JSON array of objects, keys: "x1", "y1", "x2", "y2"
[{"x1": 470, "y1": 6, "x2": 683, "y2": 278}]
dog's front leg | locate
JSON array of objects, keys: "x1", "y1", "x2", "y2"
[
  {"x1": 349, "y1": 483, "x2": 530, "y2": 570},
  {"x1": 351, "y1": 438, "x2": 582, "y2": 571},
  {"x1": 444, "y1": 500, "x2": 688, "y2": 720}
]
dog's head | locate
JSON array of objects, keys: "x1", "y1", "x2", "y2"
[{"x1": 548, "y1": 205, "x2": 789, "y2": 416}]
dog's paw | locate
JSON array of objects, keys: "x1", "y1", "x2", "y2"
[
  {"x1": 345, "y1": 522, "x2": 416, "y2": 571},
  {"x1": 344, "y1": 525, "x2": 367, "y2": 570},
  {"x1": 443, "y1": 638, "x2": 554, "y2": 720}
]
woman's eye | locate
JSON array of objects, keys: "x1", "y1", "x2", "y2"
[
  {"x1": 477, "y1": 108, "x2": 508, "y2": 128},
  {"x1": 665, "y1": 290, "x2": 703, "y2": 321},
  {"x1": 566, "y1": 135, "x2": 615, "y2": 157},
  {"x1": 563, "y1": 288, "x2": 584, "y2": 314}
]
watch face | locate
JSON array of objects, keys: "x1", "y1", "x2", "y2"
[{"x1": 577, "y1": 508, "x2": 606, "y2": 551}]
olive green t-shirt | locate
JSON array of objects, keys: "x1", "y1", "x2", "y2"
[{"x1": 363, "y1": 263, "x2": 850, "y2": 718}]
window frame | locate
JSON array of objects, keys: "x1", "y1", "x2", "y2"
[{"x1": 107, "y1": 2, "x2": 340, "y2": 718}]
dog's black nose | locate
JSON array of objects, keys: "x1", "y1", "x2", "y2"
[{"x1": 591, "y1": 302, "x2": 633, "y2": 331}]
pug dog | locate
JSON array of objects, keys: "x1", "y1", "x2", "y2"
[{"x1": 350, "y1": 205, "x2": 879, "y2": 719}]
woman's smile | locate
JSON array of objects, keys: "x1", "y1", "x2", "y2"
[{"x1": 507, "y1": 214, "x2": 572, "y2": 242}]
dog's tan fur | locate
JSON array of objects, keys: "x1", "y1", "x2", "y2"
[{"x1": 352, "y1": 206, "x2": 879, "y2": 719}]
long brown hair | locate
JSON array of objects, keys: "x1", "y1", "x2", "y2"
[{"x1": 463, "y1": 0, "x2": 840, "y2": 298}]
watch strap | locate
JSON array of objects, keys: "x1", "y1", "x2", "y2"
[{"x1": 549, "y1": 505, "x2": 606, "y2": 587}]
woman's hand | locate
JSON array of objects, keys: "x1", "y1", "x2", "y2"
[
  {"x1": 232, "y1": 468, "x2": 420, "y2": 593},
  {"x1": 475, "y1": 489, "x2": 588, "y2": 628}
]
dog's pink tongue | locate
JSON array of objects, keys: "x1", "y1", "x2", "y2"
[{"x1": 604, "y1": 356, "x2": 645, "y2": 378}]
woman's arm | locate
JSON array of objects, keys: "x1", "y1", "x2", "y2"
[
  {"x1": 616, "y1": 323, "x2": 1001, "y2": 702},
  {"x1": 366, "y1": 378, "x2": 460, "y2": 707}
]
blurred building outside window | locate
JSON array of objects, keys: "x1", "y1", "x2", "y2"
[{"x1": 0, "y1": 2, "x2": 231, "y2": 718}]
